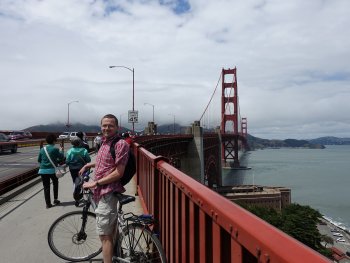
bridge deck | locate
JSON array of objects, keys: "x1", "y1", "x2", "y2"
[{"x1": 0, "y1": 153, "x2": 143, "y2": 263}]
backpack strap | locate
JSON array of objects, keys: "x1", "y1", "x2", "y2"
[{"x1": 109, "y1": 136, "x2": 121, "y2": 161}]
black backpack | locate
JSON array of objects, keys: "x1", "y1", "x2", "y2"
[{"x1": 110, "y1": 137, "x2": 136, "y2": 186}]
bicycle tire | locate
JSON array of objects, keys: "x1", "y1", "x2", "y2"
[
  {"x1": 114, "y1": 223, "x2": 166, "y2": 263},
  {"x1": 48, "y1": 211, "x2": 102, "y2": 262}
]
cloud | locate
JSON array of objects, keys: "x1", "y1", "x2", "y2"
[{"x1": 0, "y1": 0, "x2": 350, "y2": 139}]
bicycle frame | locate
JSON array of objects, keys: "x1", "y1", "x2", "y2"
[{"x1": 75, "y1": 189, "x2": 95, "y2": 242}]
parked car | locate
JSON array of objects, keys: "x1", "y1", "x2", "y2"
[
  {"x1": 0, "y1": 133, "x2": 18, "y2": 153},
  {"x1": 58, "y1": 131, "x2": 87, "y2": 141},
  {"x1": 58, "y1": 132, "x2": 71, "y2": 139},
  {"x1": 333, "y1": 232, "x2": 343, "y2": 237},
  {"x1": 336, "y1": 238, "x2": 346, "y2": 242},
  {"x1": 8, "y1": 131, "x2": 27, "y2": 140},
  {"x1": 69, "y1": 132, "x2": 86, "y2": 141},
  {"x1": 24, "y1": 131, "x2": 32, "y2": 139}
]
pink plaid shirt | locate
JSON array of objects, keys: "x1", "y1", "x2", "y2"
[{"x1": 93, "y1": 135, "x2": 129, "y2": 202}]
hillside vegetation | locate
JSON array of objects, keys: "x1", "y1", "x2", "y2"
[{"x1": 247, "y1": 135, "x2": 326, "y2": 149}]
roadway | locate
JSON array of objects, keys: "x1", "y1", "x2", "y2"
[
  {"x1": 0, "y1": 141, "x2": 90, "y2": 181},
  {"x1": 0, "y1": 153, "x2": 143, "y2": 263},
  {"x1": 0, "y1": 145, "x2": 40, "y2": 181}
]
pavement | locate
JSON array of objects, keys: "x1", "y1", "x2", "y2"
[{"x1": 0, "y1": 153, "x2": 143, "y2": 263}]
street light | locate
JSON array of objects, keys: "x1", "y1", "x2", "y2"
[
  {"x1": 144, "y1": 102, "x2": 155, "y2": 123},
  {"x1": 109, "y1": 65, "x2": 135, "y2": 133},
  {"x1": 66, "y1": 100, "x2": 79, "y2": 128},
  {"x1": 168, "y1": 114, "x2": 175, "y2": 134}
]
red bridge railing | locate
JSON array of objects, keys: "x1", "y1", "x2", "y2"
[{"x1": 134, "y1": 142, "x2": 330, "y2": 263}]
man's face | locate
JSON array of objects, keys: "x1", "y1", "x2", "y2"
[{"x1": 101, "y1": 117, "x2": 118, "y2": 138}]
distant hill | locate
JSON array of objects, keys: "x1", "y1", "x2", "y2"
[
  {"x1": 25, "y1": 122, "x2": 183, "y2": 134},
  {"x1": 247, "y1": 134, "x2": 326, "y2": 149},
  {"x1": 25, "y1": 122, "x2": 131, "y2": 134},
  {"x1": 308, "y1": 136, "x2": 350, "y2": 145},
  {"x1": 25, "y1": 123, "x2": 101, "y2": 133}
]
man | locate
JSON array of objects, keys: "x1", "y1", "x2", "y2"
[{"x1": 80, "y1": 114, "x2": 129, "y2": 263}]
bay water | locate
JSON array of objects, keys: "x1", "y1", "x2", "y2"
[{"x1": 222, "y1": 145, "x2": 350, "y2": 230}]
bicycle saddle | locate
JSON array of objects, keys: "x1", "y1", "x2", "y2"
[{"x1": 115, "y1": 193, "x2": 136, "y2": 205}]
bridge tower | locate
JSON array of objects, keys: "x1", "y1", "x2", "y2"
[{"x1": 221, "y1": 68, "x2": 240, "y2": 167}]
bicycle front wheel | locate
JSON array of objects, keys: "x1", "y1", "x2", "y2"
[
  {"x1": 48, "y1": 211, "x2": 102, "y2": 262},
  {"x1": 115, "y1": 223, "x2": 166, "y2": 263}
]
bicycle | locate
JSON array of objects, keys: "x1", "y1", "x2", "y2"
[{"x1": 47, "y1": 171, "x2": 166, "y2": 263}]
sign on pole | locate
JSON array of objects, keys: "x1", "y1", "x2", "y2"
[{"x1": 128, "y1": 110, "x2": 138, "y2": 123}]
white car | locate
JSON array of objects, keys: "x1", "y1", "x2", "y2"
[
  {"x1": 58, "y1": 132, "x2": 71, "y2": 139},
  {"x1": 333, "y1": 233, "x2": 343, "y2": 237},
  {"x1": 336, "y1": 238, "x2": 346, "y2": 242},
  {"x1": 58, "y1": 131, "x2": 86, "y2": 141},
  {"x1": 69, "y1": 132, "x2": 86, "y2": 141}
]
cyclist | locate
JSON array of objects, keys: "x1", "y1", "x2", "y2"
[
  {"x1": 79, "y1": 114, "x2": 129, "y2": 263},
  {"x1": 66, "y1": 138, "x2": 91, "y2": 206}
]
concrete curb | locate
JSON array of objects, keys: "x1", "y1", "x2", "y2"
[{"x1": 0, "y1": 176, "x2": 42, "y2": 205}]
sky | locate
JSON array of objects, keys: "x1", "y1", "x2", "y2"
[{"x1": 1, "y1": 0, "x2": 350, "y2": 140}]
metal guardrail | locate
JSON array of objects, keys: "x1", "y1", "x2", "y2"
[
  {"x1": 0, "y1": 168, "x2": 39, "y2": 202},
  {"x1": 134, "y1": 142, "x2": 330, "y2": 263}
]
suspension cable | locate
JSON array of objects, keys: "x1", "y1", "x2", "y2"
[{"x1": 199, "y1": 72, "x2": 222, "y2": 122}]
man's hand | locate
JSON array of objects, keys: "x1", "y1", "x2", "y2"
[
  {"x1": 83, "y1": 181, "x2": 97, "y2": 189},
  {"x1": 79, "y1": 163, "x2": 96, "y2": 176},
  {"x1": 79, "y1": 165, "x2": 87, "y2": 176}
]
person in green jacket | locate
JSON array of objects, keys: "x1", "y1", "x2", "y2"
[
  {"x1": 38, "y1": 134, "x2": 65, "y2": 209},
  {"x1": 66, "y1": 138, "x2": 91, "y2": 206}
]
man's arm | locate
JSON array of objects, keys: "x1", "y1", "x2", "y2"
[
  {"x1": 83, "y1": 163, "x2": 125, "y2": 189},
  {"x1": 79, "y1": 162, "x2": 96, "y2": 175}
]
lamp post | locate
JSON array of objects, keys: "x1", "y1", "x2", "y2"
[
  {"x1": 109, "y1": 65, "x2": 135, "y2": 133},
  {"x1": 144, "y1": 102, "x2": 155, "y2": 123},
  {"x1": 168, "y1": 114, "x2": 175, "y2": 134},
  {"x1": 66, "y1": 100, "x2": 79, "y2": 128}
]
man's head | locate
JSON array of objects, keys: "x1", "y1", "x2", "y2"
[
  {"x1": 46, "y1": 133, "x2": 57, "y2": 144},
  {"x1": 101, "y1": 114, "x2": 119, "y2": 138},
  {"x1": 77, "y1": 132, "x2": 84, "y2": 140},
  {"x1": 71, "y1": 138, "x2": 81, "y2": 147}
]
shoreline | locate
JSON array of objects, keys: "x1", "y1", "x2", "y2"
[
  {"x1": 318, "y1": 215, "x2": 350, "y2": 260},
  {"x1": 322, "y1": 215, "x2": 350, "y2": 236}
]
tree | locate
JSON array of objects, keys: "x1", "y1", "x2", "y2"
[
  {"x1": 321, "y1": 235, "x2": 334, "y2": 248},
  {"x1": 237, "y1": 202, "x2": 332, "y2": 258}
]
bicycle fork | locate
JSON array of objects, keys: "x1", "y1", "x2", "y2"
[{"x1": 77, "y1": 205, "x2": 91, "y2": 242}]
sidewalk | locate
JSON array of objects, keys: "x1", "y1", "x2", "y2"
[{"x1": 0, "y1": 153, "x2": 143, "y2": 263}]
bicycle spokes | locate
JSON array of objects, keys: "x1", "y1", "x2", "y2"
[{"x1": 119, "y1": 225, "x2": 164, "y2": 262}]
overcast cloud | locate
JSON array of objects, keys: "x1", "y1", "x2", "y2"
[{"x1": 1, "y1": 0, "x2": 349, "y2": 139}]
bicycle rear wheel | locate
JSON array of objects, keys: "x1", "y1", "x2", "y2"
[
  {"x1": 48, "y1": 211, "x2": 102, "y2": 262},
  {"x1": 115, "y1": 223, "x2": 166, "y2": 263}
]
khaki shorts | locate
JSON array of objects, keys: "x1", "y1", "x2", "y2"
[{"x1": 95, "y1": 192, "x2": 118, "y2": 235}]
